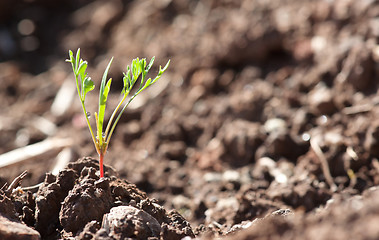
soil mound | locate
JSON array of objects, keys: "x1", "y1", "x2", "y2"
[{"x1": 0, "y1": 157, "x2": 194, "y2": 240}]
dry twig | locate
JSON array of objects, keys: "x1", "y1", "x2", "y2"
[
  {"x1": 1, "y1": 170, "x2": 28, "y2": 194},
  {"x1": 310, "y1": 135, "x2": 337, "y2": 192},
  {"x1": 0, "y1": 138, "x2": 73, "y2": 169}
]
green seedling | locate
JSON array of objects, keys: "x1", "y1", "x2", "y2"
[{"x1": 66, "y1": 49, "x2": 170, "y2": 178}]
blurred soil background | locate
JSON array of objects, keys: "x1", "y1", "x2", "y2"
[{"x1": 1, "y1": 0, "x2": 379, "y2": 239}]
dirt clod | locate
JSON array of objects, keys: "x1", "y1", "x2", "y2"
[{"x1": 59, "y1": 176, "x2": 112, "y2": 235}]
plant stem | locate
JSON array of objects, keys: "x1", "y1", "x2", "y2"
[
  {"x1": 106, "y1": 94, "x2": 136, "y2": 145},
  {"x1": 99, "y1": 151, "x2": 104, "y2": 178},
  {"x1": 75, "y1": 75, "x2": 98, "y2": 153},
  {"x1": 82, "y1": 104, "x2": 98, "y2": 152},
  {"x1": 104, "y1": 94, "x2": 127, "y2": 138}
]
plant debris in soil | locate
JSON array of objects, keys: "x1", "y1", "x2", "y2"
[{"x1": 1, "y1": 0, "x2": 379, "y2": 239}]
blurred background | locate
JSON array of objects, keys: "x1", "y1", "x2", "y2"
[{"x1": 1, "y1": 0, "x2": 379, "y2": 228}]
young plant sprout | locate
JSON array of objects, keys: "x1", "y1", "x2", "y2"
[{"x1": 66, "y1": 49, "x2": 170, "y2": 178}]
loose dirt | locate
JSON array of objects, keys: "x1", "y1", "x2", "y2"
[{"x1": 1, "y1": 0, "x2": 379, "y2": 239}]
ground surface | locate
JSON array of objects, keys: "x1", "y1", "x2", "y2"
[{"x1": 1, "y1": 0, "x2": 379, "y2": 239}]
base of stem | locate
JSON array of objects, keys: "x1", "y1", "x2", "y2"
[{"x1": 99, "y1": 153, "x2": 104, "y2": 178}]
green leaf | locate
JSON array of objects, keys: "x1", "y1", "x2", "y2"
[
  {"x1": 122, "y1": 67, "x2": 131, "y2": 95},
  {"x1": 97, "y1": 57, "x2": 113, "y2": 146},
  {"x1": 140, "y1": 59, "x2": 147, "y2": 85},
  {"x1": 78, "y1": 59, "x2": 87, "y2": 77},
  {"x1": 75, "y1": 56, "x2": 94, "y2": 101},
  {"x1": 75, "y1": 48, "x2": 81, "y2": 75},
  {"x1": 67, "y1": 50, "x2": 73, "y2": 61},
  {"x1": 161, "y1": 59, "x2": 170, "y2": 72},
  {"x1": 145, "y1": 78, "x2": 152, "y2": 88},
  {"x1": 66, "y1": 50, "x2": 73, "y2": 63},
  {"x1": 131, "y1": 58, "x2": 138, "y2": 77},
  {"x1": 99, "y1": 58, "x2": 113, "y2": 106},
  {"x1": 151, "y1": 59, "x2": 170, "y2": 85},
  {"x1": 146, "y1": 57, "x2": 155, "y2": 72},
  {"x1": 82, "y1": 76, "x2": 95, "y2": 100},
  {"x1": 104, "y1": 78, "x2": 112, "y2": 101},
  {"x1": 66, "y1": 50, "x2": 75, "y2": 73},
  {"x1": 132, "y1": 58, "x2": 142, "y2": 81}
]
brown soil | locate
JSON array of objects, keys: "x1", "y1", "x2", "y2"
[{"x1": 1, "y1": 0, "x2": 379, "y2": 239}]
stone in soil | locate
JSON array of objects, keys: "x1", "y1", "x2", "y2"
[
  {"x1": 102, "y1": 205, "x2": 161, "y2": 239},
  {"x1": 0, "y1": 215, "x2": 40, "y2": 240}
]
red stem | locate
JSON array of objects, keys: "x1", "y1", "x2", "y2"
[{"x1": 99, "y1": 152, "x2": 104, "y2": 178}]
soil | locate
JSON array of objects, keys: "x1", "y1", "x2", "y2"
[{"x1": 1, "y1": 0, "x2": 379, "y2": 239}]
